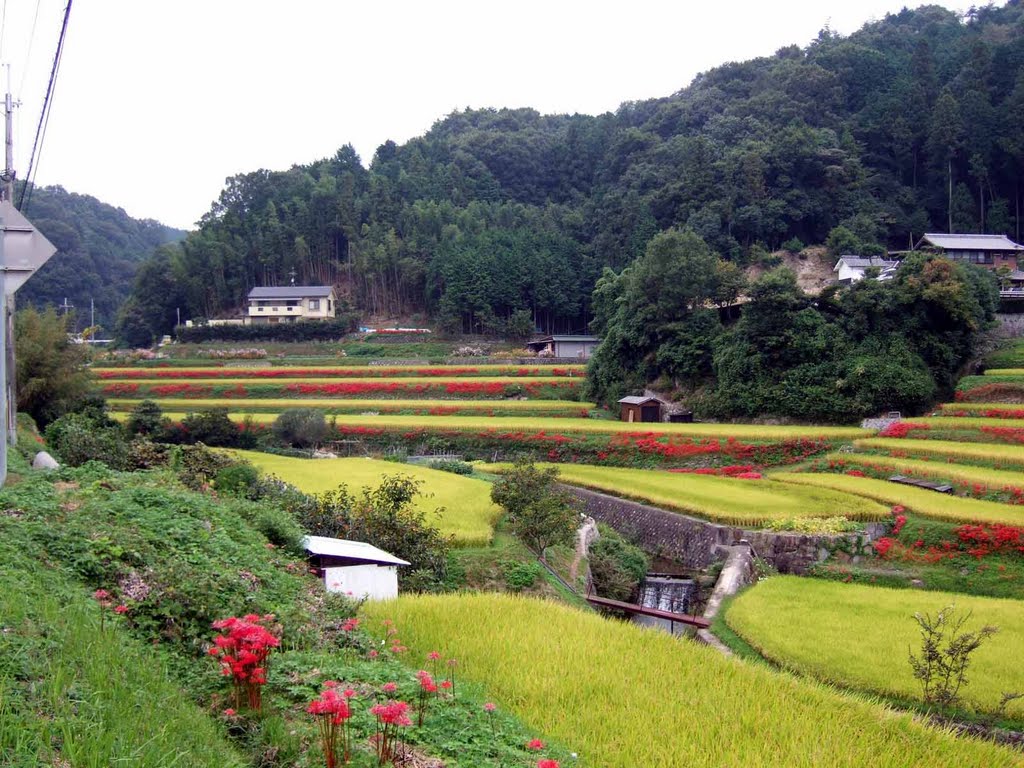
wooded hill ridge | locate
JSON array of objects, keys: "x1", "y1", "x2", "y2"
[
  {"x1": 117, "y1": 2, "x2": 1024, "y2": 344},
  {"x1": 18, "y1": 185, "x2": 185, "y2": 329}
]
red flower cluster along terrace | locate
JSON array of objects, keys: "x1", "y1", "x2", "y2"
[
  {"x1": 100, "y1": 378, "x2": 582, "y2": 400},
  {"x1": 93, "y1": 365, "x2": 585, "y2": 380},
  {"x1": 874, "y1": 522, "x2": 1024, "y2": 564}
]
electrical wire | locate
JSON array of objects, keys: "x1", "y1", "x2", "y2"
[
  {"x1": 18, "y1": 0, "x2": 43, "y2": 97},
  {"x1": 19, "y1": 0, "x2": 71, "y2": 212}
]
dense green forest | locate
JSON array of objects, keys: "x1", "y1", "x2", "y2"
[
  {"x1": 121, "y1": 2, "x2": 1024, "y2": 344},
  {"x1": 17, "y1": 185, "x2": 184, "y2": 330}
]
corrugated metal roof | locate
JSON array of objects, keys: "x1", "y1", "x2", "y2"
[
  {"x1": 528, "y1": 335, "x2": 599, "y2": 344},
  {"x1": 835, "y1": 256, "x2": 899, "y2": 270},
  {"x1": 301, "y1": 535, "x2": 410, "y2": 566},
  {"x1": 920, "y1": 233, "x2": 1024, "y2": 251},
  {"x1": 618, "y1": 396, "x2": 662, "y2": 405},
  {"x1": 248, "y1": 286, "x2": 333, "y2": 299}
]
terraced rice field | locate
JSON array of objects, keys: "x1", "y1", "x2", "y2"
[
  {"x1": 479, "y1": 462, "x2": 888, "y2": 527},
  {"x1": 938, "y1": 403, "x2": 1024, "y2": 418},
  {"x1": 107, "y1": 397, "x2": 594, "y2": 418},
  {"x1": 983, "y1": 368, "x2": 1024, "y2": 377},
  {"x1": 903, "y1": 416, "x2": 1024, "y2": 430},
  {"x1": 360, "y1": 593, "x2": 1018, "y2": 767},
  {"x1": 726, "y1": 576, "x2": 1024, "y2": 717},
  {"x1": 773, "y1": 473, "x2": 1024, "y2": 526},
  {"x1": 143, "y1": 412, "x2": 869, "y2": 441},
  {"x1": 821, "y1": 452, "x2": 1024, "y2": 494},
  {"x1": 231, "y1": 450, "x2": 500, "y2": 546},
  {"x1": 98, "y1": 376, "x2": 582, "y2": 400},
  {"x1": 854, "y1": 437, "x2": 1024, "y2": 470},
  {"x1": 93, "y1": 364, "x2": 586, "y2": 379}
]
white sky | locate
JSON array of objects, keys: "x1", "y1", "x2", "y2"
[{"x1": 1, "y1": 0, "x2": 969, "y2": 230}]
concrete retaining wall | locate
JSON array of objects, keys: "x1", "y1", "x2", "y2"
[{"x1": 566, "y1": 485, "x2": 885, "y2": 574}]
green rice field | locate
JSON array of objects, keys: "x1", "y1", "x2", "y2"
[
  {"x1": 854, "y1": 437, "x2": 1024, "y2": 469},
  {"x1": 479, "y1": 462, "x2": 889, "y2": 527},
  {"x1": 773, "y1": 473, "x2": 1024, "y2": 526},
  {"x1": 821, "y1": 452, "x2": 1024, "y2": 491},
  {"x1": 107, "y1": 397, "x2": 594, "y2": 417},
  {"x1": 726, "y1": 576, "x2": 1024, "y2": 717},
  {"x1": 231, "y1": 450, "x2": 500, "y2": 546},
  {"x1": 98, "y1": 375, "x2": 581, "y2": 387},
  {"x1": 983, "y1": 368, "x2": 1024, "y2": 376},
  {"x1": 360, "y1": 593, "x2": 1019, "y2": 767}
]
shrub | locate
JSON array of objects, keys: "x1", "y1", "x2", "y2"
[
  {"x1": 43, "y1": 412, "x2": 133, "y2": 470},
  {"x1": 172, "y1": 443, "x2": 239, "y2": 491},
  {"x1": 125, "y1": 399, "x2": 166, "y2": 436},
  {"x1": 180, "y1": 409, "x2": 252, "y2": 448},
  {"x1": 272, "y1": 408, "x2": 329, "y2": 448},
  {"x1": 502, "y1": 560, "x2": 543, "y2": 592},
  {"x1": 491, "y1": 461, "x2": 579, "y2": 556},
  {"x1": 909, "y1": 605, "x2": 998, "y2": 709},
  {"x1": 214, "y1": 462, "x2": 261, "y2": 497},
  {"x1": 427, "y1": 459, "x2": 474, "y2": 475},
  {"x1": 781, "y1": 237, "x2": 805, "y2": 253},
  {"x1": 588, "y1": 525, "x2": 649, "y2": 602},
  {"x1": 175, "y1": 316, "x2": 358, "y2": 343}
]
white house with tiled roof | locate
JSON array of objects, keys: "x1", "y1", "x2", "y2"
[
  {"x1": 916, "y1": 233, "x2": 1024, "y2": 270},
  {"x1": 246, "y1": 285, "x2": 337, "y2": 324}
]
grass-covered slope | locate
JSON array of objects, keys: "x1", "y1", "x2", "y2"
[
  {"x1": 725, "y1": 576, "x2": 1024, "y2": 718},
  {"x1": 854, "y1": 438, "x2": 1024, "y2": 470},
  {"x1": 479, "y1": 461, "x2": 889, "y2": 527},
  {"x1": 362, "y1": 593, "x2": 1020, "y2": 768},
  {"x1": 233, "y1": 450, "x2": 500, "y2": 546}
]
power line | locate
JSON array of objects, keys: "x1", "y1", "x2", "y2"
[
  {"x1": 19, "y1": 0, "x2": 71, "y2": 212},
  {"x1": 18, "y1": 0, "x2": 43, "y2": 97}
]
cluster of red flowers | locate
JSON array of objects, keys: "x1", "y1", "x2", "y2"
[
  {"x1": 370, "y1": 699, "x2": 412, "y2": 763},
  {"x1": 845, "y1": 469, "x2": 866, "y2": 477},
  {"x1": 954, "y1": 383, "x2": 1024, "y2": 402},
  {"x1": 943, "y1": 407, "x2": 1024, "y2": 419},
  {"x1": 669, "y1": 464, "x2": 757, "y2": 476},
  {"x1": 207, "y1": 614, "x2": 281, "y2": 711},
  {"x1": 91, "y1": 588, "x2": 130, "y2": 626},
  {"x1": 980, "y1": 426, "x2": 1024, "y2": 445},
  {"x1": 878, "y1": 422, "x2": 930, "y2": 438},
  {"x1": 308, "y1": 682, "x2": 355, "y2": 768},
  {"x1": 956, "y1": 523, "x2": 1024, "y2": 557},
  {"x1": 891, "y1": 506, "x2": 907, "y2": 535}
]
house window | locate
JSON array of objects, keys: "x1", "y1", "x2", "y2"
[
  {"x1": 258, "y1": 307, "x2": 264, "y2": 312},
  {"x1": 309, "y1": 299, "x2": 320, "y2": 310}
]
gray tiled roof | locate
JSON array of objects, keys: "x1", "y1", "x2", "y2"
[
  {"x1": 248, "y1": 285, "x2": 333, "y2": 299},
  {"x1": 618, "y1": 396, "x2": 662, "y2": 405},
  {"x1": 835, "y1": 256, "x2": 899, "y2": 269},
  {"x1": 920, "y1": 233, "x2": 1024, "y2": 251}
]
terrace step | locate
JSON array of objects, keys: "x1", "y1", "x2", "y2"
[{"x1": 887, "y1": 475, "x2": 954, "y2": 494}]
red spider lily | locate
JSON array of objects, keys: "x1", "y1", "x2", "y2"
[
  {"x1": 415, "y1": 671, "x2": 437, "y2": 725},
  {"x1": 208, "y1": 614, "x2": 280, "y2": 712},
  {"x1": 341, "y1": 617, "x2": 360, "y2": 632},
  {"x1": 370, "y1": 700, "x2": 411, "y2": 764},
  {"x1": 538, "y1": 760, "x2": 560, "y2": 768},
  {"x1": 308, "y1": 684, "x2": 354, "y2": 767},
  {"x1": 527, "y1": 739, "x2": 545, "y2": 750},
  {"x1": 113, "y1": 604, "x2": 129, "y2": 614}
]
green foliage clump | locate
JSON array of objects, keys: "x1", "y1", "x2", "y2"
[
  {"x1": 180, "y1": 408, "x2": 255, "y2": 448},
  {"x1": 272, "y1": 408, "x2": 329, "y2": 448},
  {"x1": 124, "y1": 399, "x2": 166, "y2": 437},
  {"x1": 588, "y1": 524, "x2": 649, "y2": 602},
  {"x1": 501, "y1": 559, "x2": 544, "y2": 592},
  {"x1": 15, "y1": 306, "x2": 91, "y2": 428},
  {"x1": 427, "y1": 459, "x2": 474, "y2": 475},
  {"x1": 44, "y1": 411, "x2": 134, "y2": 470},
  {"x1": 175, "y1": 316, "x2": 358, "y2": 343},
  {"x1": 490, "y1": 460, "x2": 580, "y2": 555}
]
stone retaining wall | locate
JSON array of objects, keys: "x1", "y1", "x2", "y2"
[{"x1": 567, "y1": 485, "x2": 886, "y2": 574}]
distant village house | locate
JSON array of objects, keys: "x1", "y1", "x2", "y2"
[
  {"x1": 246, "y1": 285, "x2": 337, "y2": 324},
  {"x1": 915, "y1": 233, "x2": 1024, "y2": 270}
]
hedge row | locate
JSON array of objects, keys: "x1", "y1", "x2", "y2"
[{"x1": 174, "y1": 315, "x2": 358, "y2": 343}]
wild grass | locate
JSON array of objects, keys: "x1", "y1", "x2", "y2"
[
  {"x1": 0, "y1": 530, "x2": 246, "y2": 766},
  {"x1": 726, "y1": 576, "x2": 1024, "y2": 718},
  {"x1": 107, "y1": 397, "x2": 594, "y2": 416},
  {"x1": 361, "y1": 593, "x2": 1019, "y2": 767},
  {"x1": 479, "y1": 462, "x2": 888, "y2": 527},
  {"x1": 772, "y1": 473, "x2": 1024, "y2": 526},
  {"x1": 232, "y1": 450, "x2": 500, "y2": 546},
  {"x1": 822, "y1": 452, "x2": 1024, "y2": 491},
  {"x1": 854, "y1": 437, "x2": 1024, "y2": 470}
]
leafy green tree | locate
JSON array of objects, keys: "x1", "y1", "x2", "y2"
[
  {"x1": 491, "y1": 461, "x2": 579, "y2": 557},
  {"x1": 272, "y1": 408, "x2": 329, "y2": 448},
  {"x1": 15, "y1": 306, "x2": 91, "y2": 427}
]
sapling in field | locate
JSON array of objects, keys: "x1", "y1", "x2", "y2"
[{"x1": 908, "y1": 605, "x2": 997, "y2": 709}]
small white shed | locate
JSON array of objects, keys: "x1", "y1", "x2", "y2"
[{"x1": 302, "y1": 535, "x2": 410, "y2": 601}]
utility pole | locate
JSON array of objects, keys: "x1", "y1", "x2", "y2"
[{"x1": 3, "y1": 65, "x2": 17, "y2": 204}]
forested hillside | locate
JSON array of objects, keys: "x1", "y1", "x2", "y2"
[
  {"x1": 18, "y1": 185, "x2": 185, "y2": 329},
  {"x1": 124, "y1": 3, "x2": 1024, "y2": 341}
]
